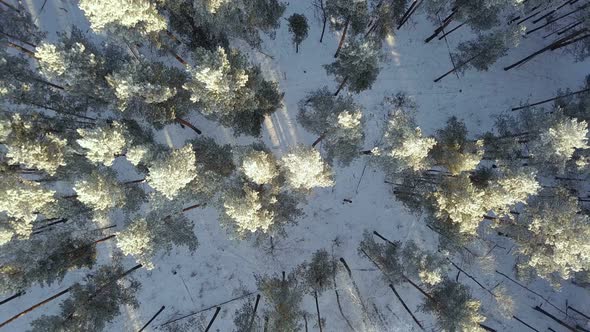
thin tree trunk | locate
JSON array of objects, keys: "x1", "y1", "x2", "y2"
[
  {"x1": 527, "y1": 4, "x2": 590, "y2": 35},
  {"x1": 182, "y1": 203, "x2": 202, "y2": 212},
  {"x1": 333, "y1": 289, "x2": 356, "y2": 332},
  {"x1": 175, "y1": 117, "x2": 202, "y2": 135},
  {"x1": 138, "y1": 306, "x2": 166, "y2": 332},
  {"x1": 247, "y1": 294, "x2": 261, "y2": 332},
  {"x1": 334, "y1": 17, "x2": 350, "y2": 58},
  {"x1": 478, "y1": 323, "x2": 497, "y2": 332},
  {"x1": 551, "y1": 32, "x2": 590, "y2": 50},
  {"x1": 438, "y1": 22, "x2": 466, "y2": 40},
  {"x1": 27, "y1": 101, "x2": 96, "y2": 121},
  {"x1": 512, "y1": 87, "x2": 590, "y2": 111},
  {"x1": 338, "y1": 258, "x2": 369, "y2": 320},
  {"x1": 123, "y1": 178, "x2": 146, "y2": 185},
  {"x1": 319, "y1": 0, "x2": 327, "y2": 43},
  {"x1": 312, "y1": 133, "x2": 326, "y2": 147},
  {"x1": 6, "y1": 41, "x2": 36, "y2": 57},
  {"x1": 517, "y1": 10, "x2": 540, "y2": 25},
  {"x1": 504, "y1": 29, "x2": 587, "y2": 70},
  {"x1": 0, "y1": 288, "x2": 71, "y2": 328},
  {"x1": 513, "y1": 315, "x2": 540, "y2": 331},
  {"x1": 372, "y1": 231, "x2": 396, "y2": 246},
  {"x1": 303, "y1": 314, "x2": 308, "y2": 332},
  {"x1": 0, "y1": 291, "x2": 24, "y2": 306},
  {"x1": 445, "y1": 257, "x2": 495, "y2": 297},
  {"x1": 296, "y1": 42, "x2": 299, "y2": 53},
  {"x1": 204, "y1": 307, "x2": 221, "y2": 332},
  {"x1": 398, "y1": 0, "x2": 422, "y2": 30},
  {"x1": 0, "y1": 30, "x2": 37, "y2": 48},
  {"x1": 31, "y1": 218, "x2": 68, "y2": 234},
  {"x1": 389, "y1": 284, "x2": 423, "y2": 330},
  {"x1": 556, "y1": 21, "x2": 583, "y2": 36},
  {"x1": 314, "y1": 291, "x2": 323, "y2": 332},
  {"x1": 0, "y1": 0, "x2": 20, "y2": 12},
  {"x1": 425, "y1": 10, "x2": 456, "y2": 43},
  {"x1": 334, "y1": 77, "x2": 349, "y2": 96},
  {"x1": 568, "y1": 306, "x2": 590, "y2": 320},
  {"x1": 434, "y1": 52, "x2": 482, "y2": 82},
  {"x1": 31, "y1": 77, "x2": 65, "y2": 90},
  {"x1": 532, "y1": 306, "x2": 576, "y2": 331}
]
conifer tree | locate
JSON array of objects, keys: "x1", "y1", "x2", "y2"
[
  {"x1": 325, "y1": 0, "x2": 369, "y2": 56},
  {"x1": 146, "y1": 144, "x2": 197, "y2": 199},
  {"x1": 256, "y1": 271, "x2": 305, "y2": 332},
  {"x1": 73, "y1": 169, "x2": 126, "y2": 213},
  {"x1": 298, "y1": 88, "x2": 365, "y2": 166},
  {"x1": 29, "y1": 263, "x2": 141, "y2": 332},
  {"x1": 287, "y1": 14, "x2": 309, "y2": 53},
  {"x1": 325, "y1": 39, "x2": 380, "y2": 95},
  {"x1": 429, "y1": 117, "x2": 483, "y2": 175},
  {"x1": 280, "y1": 145, "x2": 334, "y2": 191},
  {"x1": 420, "y1": 279, "x2": 486, "y2": 332},
  {"x1": 116, "y1": 213, "x2": 197, "y2": 270},
  {"x1": 76, "y1": 121, "x2": 128, "y2": 167},
  {"x1": 301, "y1": 249, "x2": 336, "y2": 331},
  {"x1": 78, "y1": 0, "x2": 167, "y2": 39}
]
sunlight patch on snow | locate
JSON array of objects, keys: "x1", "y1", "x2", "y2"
[
  {"x1": 163, "y1": 128, "x2": 174, "y2": 148},
  {"x1": 263, "y1": 115, "x2": 281, "y2": 148}
]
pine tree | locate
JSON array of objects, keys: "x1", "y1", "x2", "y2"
[
  {"x1": 29, "y1": 263, "x2": 141, "y2": 332},
  {"x1": 368, "y1": 0, "x2": 410, "y2": 38},
  {"x1": 420, "y1": 279, "x2": 486, "y2": 332},
  {"x1": 116, "y1": 214, "x2": 197, "y2": 270},
  {"x1": 287, "y1": 14, "x2": 309, "y2": 53},
  {"x1": 372, "y1": 94, "x2": 436, "y2": 174},
  {"x1": 256, "y1": 271, "x2": 305, "y2": 332},
  {"x1": 73, "y1": 169, "x2": 126, "y2": 213},
  {"x1": 324, "y1": 39, "x2": 380, "y2": 95},
  {"x1": 1, "y1": 113, "x2": 68, "y2": 175},
  {"x1": 76, "y1": 121, "x2": 127, "y2": 167},
  {"x1": 400, "y1": 241, "x2": 448, "y2": 287},
  {"x1": 78, "y1": 0, "x2": 167, "y2": 39},
  {"x1": 146, "y1": 144, "x2": 197, "y2": 199},
  {"x1": 325, "y1": 0, "x2": 369, "y2": 54},
  {"x1": 430, "y1": 117, "x2": 483, "y2": 175},
  {"x1": 298, "y1": 87, "x2": 365, "y2": 166},
  {"x1": 301, "y1": 249, "x2": 335, "y2": 332},
  {"x1": 280, "y1": 146, "x2": 334, "y2": 191}
]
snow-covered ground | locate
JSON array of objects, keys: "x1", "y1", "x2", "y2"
[{"x1": 2, "y1": 0, "x2": 590, "y2": 331}]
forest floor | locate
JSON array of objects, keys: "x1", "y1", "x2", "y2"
[{"x1": 2, "y1": 0, "x2": 590, "y2": 331}]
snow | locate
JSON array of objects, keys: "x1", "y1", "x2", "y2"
[{"x1": 2, "y1": 0, "x2": 590, "y2": 331}]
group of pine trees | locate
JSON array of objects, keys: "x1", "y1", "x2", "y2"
[{"x1": 1, "y1": 0, "x2": 590, "y2": 331}]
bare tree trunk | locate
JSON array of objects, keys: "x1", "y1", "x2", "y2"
[
  {"x1": 319, "y1": 0, "x2": 327, "y2": 43},
  {"x1": 434, "y1": 52, "x2": 482, "y2": 82},
  {"x1": 123, "y1": 178, "x2": 146, "y2": 185},
  {"x1": 175, "y1": 117, "x2": 202, "y2": 135},
  {"x1": 182, "y1": 203, "x2": 202, "y2": 212},
  {"x1": 512, "y1": 87, "x2": 590, "y2": 111},
  {"x1": 425, "y1": 10, "x2": 456, "y2": 43},
  {"x1": 517, "y1": 10, "x2": 540, "y2": 25},
  {"x1": 139, "y1": 306, "x2": 166, "y2": 332},
  {"x1": 314, "y1": 291, "x2": 323, "y2": 332},
  {"x1": 312, "y1": 133, "x2": 326, "y2": 147},
  {"x1": 334, "y1": 17, "x2": 351, "y2": 58},
  {"x1": 0, "y1": 288, "x2": 71, "y2": 328},
  {"x1": 334, "y1": 77, "x2": 349, "y2": 96},
  {"x1": 445, "y1": 257, "x2": 495, "y2": 297},
  {"x1": 568, "y1": 306, "x2": 590, "y2": 320},
  {"x1": 6, "y1": 41, "x2": 36, "y2": 57},
  {"x1": 398, "y1": 0, "x2": 422, "y2": 30},
  {"x1": 0, "y1": 291, "x2": 25, "y2": 306},
  {"x1": 389, "y1": 284, "x2": 424, "y2": 330},
  {"x1": 478, "y1": 323, "x2": 497, "y2": 332},
  {"x1": 532, "y1": 306, "x2": 576, "y2": 331},
  {"x1": 438, "y1": 22, "x2": 466, "y2": 40},
  {"x1": 527, "y1": 4, "x2": 590, "y2": 35},
  {"x1": 303, "y1": 314, "x2": 308, "y2": 332},
  {"x1": 247, "y1": 294, "x2": 261, "y2": 332},
  {"x1": 204, "y1": 307, "x2": 221, "y2": 332},
  {"x1": 31, "y1": 218, "x2": 68, "y2": 234},
  {"x1": 513, "y1": 315, "x2": 540, "y2": 331},
  {"x1": 0, "y1": 30, "x2": 37, "y2": 48},
  {"x1": 0, "y1": 0, "x2": 20, "y2": 12},
  {"x1": 296, "y1": 42, "x2": 299, "y2": 53},
  {"x1": 372, "y1": 231, "x2": 396, "y2": 246}
]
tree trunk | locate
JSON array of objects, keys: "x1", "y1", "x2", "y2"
[
  {"x1": 532, "y1": 306, "x2": 576, "y2": 331},
  {"x1": 434, "y1": 52, "x2": 482, "y2": 82},
  {"x1": 175, "y1": 117, "x2": 202, "y2": 135},
  {"x1": 445, "y1": 257, "x2": 495, "y2": 297},
  {"x1": 425, "y1": 10, "x2": 456, "y2": 43},
  {"x1": 0, "y1": 291, "x2": 24, "y2": 306},
  {"x1": 333, "y1": 289, "x2": 357, "y2": 332},
  {"x1": 389, "y1": 284, "x2": 424, "y2": 330},
  {"x1": 372, "y1": 231, "x2": 396, "y2": 246},
  {"x1": 568, "y1": 306, "x2": 590, "y2": 320},
  {"x1": 312, "y1": 133, "x2": 326, "y2": 147},
  {"x1": 139, "y1": 306, "x2": 166, "y2": 332},
  {"x1": 122, "y1": 178, "x2": 145, "y2": 185},
  {"x1": 513, "y1": 315, "x2": 540, "y2": 331},
  {"x1": 182, "y1": 203, "x2": 202, "y2": 212},
  {"x1": 504, "y1": 29, "x2": 587, "y2": 70},
  {"x1": 527, "y1": 4, "x2": 590, "y2": 35},
  {"x1": 296, "y1": 42, "x2": 299, "y2": 53},
  {"x1": 517, "y1": 10, "x2": 540, "y2": 25},
  {"x1": 0, "y1": 288, "x2": 71, "y2": 328},
  {"x1": 512, "y1": 87, "x2": 590, "y2": 111},
  {"x1": 31, "y1": 218, "x2": 68, "y2": 235},
  {"x1": 398, "y1": 0, "x2": 422, "y2": 30},
  {"x1": 247, "y1": 294, "x2": 261, "y2": 332},
  {"x1": 302, "y1": 314, "x2": 308, "y2": 332},
  {"x1": 27, "y1": 101, "x2": 96, "y2": 121},
  {"x1": 6, "y1": 41, "x2": 36, "y2": 57},
  {"x1": 334, "y1": 17, "x2": 351, "y2": 58},
  {"x1": 478, "y1": 323, "x2": 497, "y2": 332},
  {"x1": 314, "y1": 291, "x2": 323, "y2": 332},
  {"x1": 551, "y1": 32, "x2": 590, "y2": 50},
  {"x1": 438, "y1": 22, "x2": 466, "y2": 40},
  {"x1": 0, "y1": 0, "x2": 20, "y2": 12},
  {"x1": 319, "y1": 0, "x2": 327, "y2": 43},
  {"x1": 334, "y1": 77, "x2": 349, "y2": 96},
  {"x1": 0, "y1": 30, "x2": 37, "y2": 48},
  {"x1": 204, "y1": 307, "x2": 221, "y2": 332}
]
